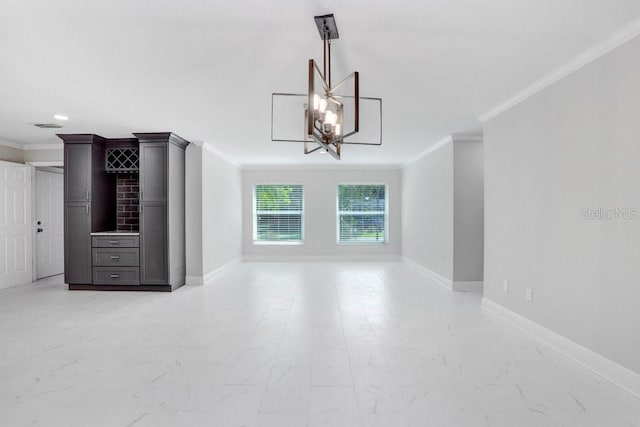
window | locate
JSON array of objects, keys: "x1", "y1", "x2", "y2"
[
  {"x1": 254, "y1": 184, "x2": 303, "y2": 243},
  {"x1": 337, "y1": 184, "x2": 387, "y2": 243}
]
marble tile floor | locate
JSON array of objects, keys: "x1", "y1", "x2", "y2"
[{"x1": 0, "y1": 262, "x2": 639, "y2": 427}]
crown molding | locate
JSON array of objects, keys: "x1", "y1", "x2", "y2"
[
  {"x1": 478, "y1": 17, "x2": 640, "y2": 123},
  {"x1": 451, "y1": 133, "x2": 483, "y2": 142},
  {"x1": 22, "y1": 143, "x2": 63, "y2": 151},
  {"x1": 0, "y1": 139, "x2": 24, "y2": 150},
  {"x1": 402, "y1": 133, "x2": 483, "y2": 168},
  {"x1": 196, "y1": 140, "x2": 240, "y2": 167},
  {"x1": 25, "y1": 161, "x2": 64, "y2": 167},
  {"x1": 1, "y1": 140, "x2": 63, "y2": 150},
  {"x1": 240, "y1": 163, "x2": 402, "y2": 171},
  {"x1": 402, "y1": 135, "x2": 452, "y2": 168}
]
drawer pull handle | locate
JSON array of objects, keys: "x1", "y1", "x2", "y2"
[
  {"x1": 109, "y1": 256, "x2": 121, "y2": 260},
  {"x1": 109, "y1": 240, "x2": 120, "y2": 245},
  {"x1": 109, "y1": 274, "x2": 120, "y2": 279}
]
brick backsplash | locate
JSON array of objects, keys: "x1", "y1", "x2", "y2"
[{"x1": 116, "y1": 174, "x2": 139, "y2": 231}]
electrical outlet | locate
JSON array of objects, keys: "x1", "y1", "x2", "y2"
[
  {"x1": 503, "y1": 280, "x2": 509, "y2": 293},
  {"x1": 526, "y1": 288, "x2": 533, "y2": 302}
]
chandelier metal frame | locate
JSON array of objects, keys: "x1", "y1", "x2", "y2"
[{"x1": 270, "y1": 13, "x2": 383, "y2": 160}]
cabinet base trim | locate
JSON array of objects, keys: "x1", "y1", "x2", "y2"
[{"x1": 69, "y1": 284, "x2": 172, "y2": 292}]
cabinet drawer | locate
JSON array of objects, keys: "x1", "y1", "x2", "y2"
[
  {"x1": 93, "y1": 267, "x2": 139, "y2": 285},
  {"x1": 92, "y1": 248, "x2": 139, "y2": 267},
  {"x1": 92, "y1": 235, "x2": 139, "y2": 248}
]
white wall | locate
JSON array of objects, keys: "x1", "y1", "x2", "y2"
[
  {"x1": 0, "y1": 143, "x2": 63, "y2": 165},
  {"x1": 453, "y1": 140, "x2": 484, "y2": 282},
  {"x1": 185, "y1": 143, "x2": 203, "y2": 280},
  {"x1": 0, "y1": 143, "x2": 25, "y2": 163},
  {"x1": 402, "y1": 143, "x2": 454, "y2": 279},
  {"x1": 185, "y1": 143, "x2": 242, "y2": 283},
  {"x1": 242, "y1": 167, "x2": 401, "y2": 259},
  {"x1": 484, "y1": 35, "x2": 640, "y2": 373},
  {"x1": 24, "y1": 148, "x2": 63, "y2": 164},
  {"x1": 202, "y1": 144, "x2": 242, "y2": 275}
]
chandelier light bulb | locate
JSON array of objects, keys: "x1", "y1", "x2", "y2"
[
  {"x1": 313, "y1": 94, "x2": 320, "y2": 110},
  {"x1": 334, "y1": 123, "x2": 341, "y2": 135},
  {"x1": 318, "y1": 98, "x2": 328, "y2": 113},
  {"x1": 325, "y1": 111, "x2": 336, "y2": 125},
  {"x1": 323, "y1": 111, "x2": 331, "y2": 124}
]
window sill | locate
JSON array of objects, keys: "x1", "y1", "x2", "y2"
[
  {"x1": 253, "y1": 241, "x2": 304, "y2": 246},
  {"x1": 337, "y1": 241, "x2": 388, "y2": 245}
]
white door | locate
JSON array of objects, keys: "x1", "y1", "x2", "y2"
[
  {"x1": 35, "y1": 169, "x2": 64, "y2": 279},
  {"x1": 0, "y1": 161, "x2": 32, "y2": 289}
]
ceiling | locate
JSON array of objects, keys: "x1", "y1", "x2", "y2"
[{"x1": 1, "y1": 1, "x2": 640, "y2": 166}]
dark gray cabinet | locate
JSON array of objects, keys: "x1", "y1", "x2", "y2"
[
  {"x1": 60, "y1": 134, "x2": 116, "y2": 285},
  {"x1": 91, "y1": 235, "x2": 139, "y2": 248},
  {"x1": 60, "y1": 132, "x2": 188, "y2": 291},
  {"x1": 139, "y1": 143, "x2": 167, "y2": 202},
  {"x1": 92, "y1": 247, "x2": 140, "y2": 267},
  {"x1": 140, "y1": 201, "x2": 167, "y2": 284},
  {"x1": 64, "y1": 202, "x2": 92, "y2": 284},
  {"x1": 139, "y1": 142, "x2": 168, "y2": 284},
  {"x1": 135, "y1": 133, "x2": 188, "y2": 289},
  {"x1": 93, "y1": 267, "x2": 140, "y2": 286},
  {"x1": 64, "y1": 144, "x2": 91, "y2": 202},
  {"x1": 63, "y1": 142, "x2": 92, "y2": 284},
  {"x1": 91, "y1": 234, "x2": 140, "y2": 285}
]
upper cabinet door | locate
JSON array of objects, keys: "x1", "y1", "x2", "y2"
[
  {"x1": 139, "y1": 143, "x2": 167, "y2": 202},
  {"x1": 64, "y1": 144, "x2": 91, "y2": 202}
]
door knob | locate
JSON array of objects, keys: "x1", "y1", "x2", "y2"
[{"x1": 37, "y1": 228, "x2": 43, "y2": 232}]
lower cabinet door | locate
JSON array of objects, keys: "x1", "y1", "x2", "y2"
[
  {"x1": 93, "y1": 267, "x2": 139, "y2": 285},
  {"x1": 140, "y1": 201, "x2": 168, "y2": 285},
  {"x1": 64, "y1": 202, "x2": 91, "y2": 284}
]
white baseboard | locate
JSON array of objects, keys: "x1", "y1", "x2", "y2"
[
  {"x1": 403, "y1": 258, "x2": 453, "y2": 290},
  {"x1": 185, "y1": 275, "x2": 204, "y2": 286},
  {"x1": 186, "y1": 257, "x2": 241, "y2": 286},
  {"x1": 0, "y1": 279, "x2": 31, "y2": 290},
  {"x1": 452, "y1": 281, "x2": 483, "y2": 292},
  {"x1": 242, "y1": 255, "x2": 402, "y2": 263},
  {"x1": 481, "y1": 297, "x2": 640, "y2": 399}
]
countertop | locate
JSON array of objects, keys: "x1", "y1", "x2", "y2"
[{"x1": 90, "y1": 231, "x2": 140, "y2": 236}]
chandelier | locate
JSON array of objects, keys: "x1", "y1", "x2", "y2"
[
  {"x1": 271, "y1": 14, "x2": 382, "y2": 160},
  {"x1": 305, "y1": 14, "x2": 358, "y2": 159}
]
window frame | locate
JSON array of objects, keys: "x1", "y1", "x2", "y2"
[
  {"x1": 253, "y1": 183, "x2": 305, "y2": 245},
  {"x1": 336, "y1": 183, "x2": 389, "y2": 245}
]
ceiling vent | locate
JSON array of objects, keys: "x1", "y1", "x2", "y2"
[{"x1": 33, "y1": 123, "x2": 64, "y2": 129}]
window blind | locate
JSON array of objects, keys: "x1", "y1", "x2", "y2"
[
  {"x1": 254, "y1": 184, "x2": 303, "y2": 242},
  {"x1": 337, "y1": 184, "x2": 387, "y2": 243}
]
